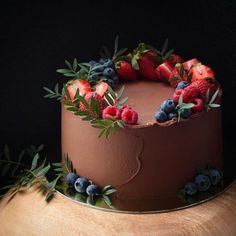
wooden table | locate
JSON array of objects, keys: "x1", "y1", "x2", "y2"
[{"x1": 0, "y1": 181, "x2": 236, "y2": 236}]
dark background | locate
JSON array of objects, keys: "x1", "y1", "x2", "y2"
[{"x1": 0, "y1": 1, "x2": 235, "y2": 186}]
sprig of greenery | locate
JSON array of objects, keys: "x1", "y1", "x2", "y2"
[
  {"x1": 43, "y1": 83, "x2": 62, "y2": 100},
  {"x1": 62, "y1": 85, "x2": 127, "y2": 139},
  {"x1": 0, "y1": 147, "x2": 62, "y2": 202},
  {"x1": 176, "y1": 93, "x2": 195, "y2": 122},
  {"x1": 205, "y1": 88, "x2": 220, "y2": 111}
]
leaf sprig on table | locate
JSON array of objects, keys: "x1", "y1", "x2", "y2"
[{"x1": 0, "y1": 145, "x2": 62, "y2": 202}]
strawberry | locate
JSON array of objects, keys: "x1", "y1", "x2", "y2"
[
  {"x1": 191, "y1": 98, "x2": 204, "y2": 113},
  {"x1": 116, "y1": 61, "x2": 138, "y2": 81},
  {"x1": 66, "y1": 79, "x2": 91, "y2": 100},
  {"x1": 95, "y1": 81, "x2": 108, "y2": 97},
  {"x1": 182, "y1": 58, "x2": 200, "y2": 71},
  {"x1": 189, "y1": 64, "x2": 215, "y2": 82},
  {"x1": 191, "y1": 79, "x2": 216, "y2": 100},
  {"x1": 168, "y1": 66, "x2": 188, "y2": 88},
  {"x1": 138, "y1": 51, "x2": 160, "y2": 80},
  {"x1": 169, "y1": 54, "x2": 184, "y2": 66},
  {"x1": 155, "y1": 61, "x2": 174, "y2": 81},
  {"x1": 79, "y1": 92, "x2": 104, "y2": 116}
]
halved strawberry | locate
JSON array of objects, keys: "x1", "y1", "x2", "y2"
[
  {"x1": 155, "y1": 61, "x2": 174, "y2": 81},
  {"x1": 116, "y1": 61, "x2": 138, "y2": 81},
  {"x1": 95, "y1": 81, "x2": 108, "y2": 97},
  {"x1": 168, "y1": 66, "x2": 188, "y2": 88},
  {"x1": 189, "y1": 64, "x2": 215, "y2": 82},
  {"x1": 183, "y1": 58, "x2": 200, "y2": 71}
]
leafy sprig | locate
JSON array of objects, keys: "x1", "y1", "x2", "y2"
[
  {"x1": 0, "y1": 146, "x2": 62, "y2": 202},
  {"x1": 176, "y1": 93, "x2": 195, "y2": 122},
  {"x1": 205, "y1": 88, "x2": 220, "y2": 111},
  {"x1": 43, "y1": 83, "x2": 62, "y2": 100}
]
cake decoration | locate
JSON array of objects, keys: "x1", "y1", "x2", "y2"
[{"x1": 44, "y1": 37, "x2": 220, "y2": 138}]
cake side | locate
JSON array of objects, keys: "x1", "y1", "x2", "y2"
[{"x1": 62, "y1": 104, "x2": 223, "y2": 200}]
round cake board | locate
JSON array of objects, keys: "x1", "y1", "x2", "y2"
[{"x1": 0, "y1": 181, "x2": 236, "y2": 236}]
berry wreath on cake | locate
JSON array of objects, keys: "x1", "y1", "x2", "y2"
[{"x1": 44, "y1": 37, "x2": 223, "y2": 210}]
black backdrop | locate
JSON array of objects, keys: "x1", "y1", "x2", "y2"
[{"x1": 0, "y1": 1, "x2": 236, "y2": 183}]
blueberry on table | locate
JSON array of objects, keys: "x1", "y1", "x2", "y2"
[
  {"x1": 65, "y1": 172, "x2": 78, "y2": 186},
  {"x1": 86, "y1": 184, "x2": 101, "y2": 196},
  {"x1": 74, "y1": 177, "x2": 90, "y2": 193},
  {"x1": 194, "y1": 174, "x2": 211, "y2": 192},
  {"x1": 184, "y1": 182, "x2": 198, "y2": 195}
]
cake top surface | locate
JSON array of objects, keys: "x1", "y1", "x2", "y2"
[{"x1": 44, "y1": 37, "x2": 221, "y2": 138}]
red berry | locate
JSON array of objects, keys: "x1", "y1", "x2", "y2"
[
  {"x1": 191, "y1": 79, "x2": 216, "y2": 100},
  {"x1": 95, "y1": 81, "x2": 108, "y2": 97},
  {"x1": 138, "y1": 51, "x2": 160, "y2": 81},
  {"x1": 66, "y1": 79, "x2": 91, "y2": 100},
  {"x1": 182, "y1": 58, "x2": 200, "y2": 71},
  {"x1": 121, "y1": 108, "x2": 138, "y2": 125},
  {"x1": 155, "y1": 61, "x2": 174, "y2": 81},
  {"x1": 191, "y1": 98, "x2": 204, "y2": 113},
  {"x1": 79, "y1": 92, "x2": 104, "y2": 116},
  {"x1": 168, "y1": 66, "x2": 188, "y2": 88},
  {"x1": 184, "y1": 85, "x2": 200, "y2": 100},
  {"x1": 116, "y1": 61, "x2": 138, "y2": 81},
  {"x1": 189, "y1": 64, "x2": 215, "y2": 82},
  {"x1": 173, "y1": 89, "x2": 184, "y2": 103},
  {"x1": 169, "y1": 54, "x2": 184, "y2": 66},
  {"x1": 102, "y1": 106, "x2": 121, "y2": 120}
]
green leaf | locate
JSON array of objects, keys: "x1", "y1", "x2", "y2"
[
  {"x1": 77, "y1": 95, "x2": 89, "y2": 109},
  {"x1": 62, "y1": 100, "x2": 74, "y2": 106},
  {"x1": 117, "y1": 97, "x2": 128, "y2": 106},
  {"x1": 161, "y1": 38, "x2": 168, "y2": 55},
  {"x1": 205, "y1": 89, "x2": 210, "y2": 104},
  {"x1": 181, "y1": 103, "x2": 194, "y2": 109},
  {"x1": 52, "y1": 163, "x2": 62, "y2": 167},
  {"x1": 63, "y1": 85, "x2": 70, "y2": 101},
  {"x1": 30, "y1": 153, "x2": 40, "y2": 171},
  {"x1": 209, "y1": 89, "x2": 219, "y2": 104},
  {"x1": 163, "y1": 49, "x2": 174, "y2": 60},
  {"x1": 117, "y1": 86, "x2": 125, "y2": 99},
  {"x1": 37, "y1": 144, "x2": 44, "y2": 152},
  {"x1": 4, "y1": 145, "x2": 10, "y2": 161},
  {"x1": 74, "y1": 111, "x2": 90, "y2": 116},
  {"x1": 56, "y1": 69, "x2": 71, "y2": 74},
  {"x1": 103, "y1": 188, "x2": 117, "y2": 195},
  {"x1": 178, "y1": 92, "x2": 183, "y2": 105},
  {"x1": 65, "y1": 60, "x2": 72, "y2": 70},
  {"x1": 107, "y1": 86, "x2": 116, "y2": 100},
  {"x1": 26, "y1": 178, "x2": 34, "y2": 189},
  {"x1": 92, "y1": 125, "x2": 104, "y2": 129},
  {"x1": 114, "y1": 35, "x2": 119, "y2": 55},
  {"x1": 66, "y1": 107, "x2": 78, "y2": 112},
  {"x1": 169, "y1": 76, "x2": 180, "y2": 82},
  {"x1": 98, "y1": 129, "x2": 105, "y2": 138},
  {"x1": 209, "y1": 103, "x2": 220, "y2": 108},
  {"x1": 180, "y1": 65, "x2": 184, "y2": 78},
  {"x1": 104, "y1": 93, "x2": 115, "y2": 106},
  {"x1": 117, "y1": 120, "x2": 125, "y2": 128},
  {"x1": 115, "y1": 48, "x2": 128, "y2": 58},
  {"x1": 73, "y1": 58, "x2": 78, "y2": 71},
  {"x1": 45, "y1": 191, "x2": 54, "y2": 202},
  {"x1": 64, "y1": 73, "x2": 75, "y2": 77},
  {"x1": 102, "y1": 195, "x2": 113, "y2": 208},
  {"x1": 36, "y1": 164, "x2": 50, "y2": 177}
]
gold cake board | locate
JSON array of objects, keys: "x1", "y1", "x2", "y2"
[{"x1": 0, "y1": 181, "x2": 236, "y2": 236}]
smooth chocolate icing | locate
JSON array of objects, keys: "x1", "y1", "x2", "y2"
[{"x1": 61, "y1": 80, "x2": 223, "y2": 201}]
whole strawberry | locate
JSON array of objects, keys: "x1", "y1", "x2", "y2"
[
  {"x1": 191, "y1": 79, "x2": 216, "y2": 100},
  {"x1": 155, "y1": 61, "x2": 174, "y2": 81},
  {"x1": 116, "y1": 61, "x2": 138, "y2": 81},
  {"x1": 169, "y1": 54, "x2": 184, "y2": 66},
  {"x1": 168, "y1": 66, "x2": 188, "y2": 88}
]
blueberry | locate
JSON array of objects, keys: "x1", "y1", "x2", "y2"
[
  {"x1": 74, "y1": 177, "x2": 90, "y2": 193},
  {"x1": 175, "y1": 81, "x2": 189, "y2": 90},
  {"x1": 208, "y1": 169, "x2": 222, "y2": 185},
  {"x1": 160, "y1": 99, "x2": 176, "y2": 113},
  {"x1": 168, "y1": 112, "x2": 177, "y2": 120},
  {"x1": 89, "y1": 60, "x2": 97, "y2": 66},
  {"x1": 103, "y1": 67, "x2": 115, "y2": 78},
  {"x1": 92, "y1": 63, "x2": 104, "y2": 72},
  {"x1": 154, "y1": 110, "x2": 168, "y2": 123},
  {"x1": 90, "y1": 73, "x2": 100, "y2": 81},
  {"x1": 65, "y1": 172, "x2": 78, "y2": 186},
  {"x1": 103, "y1": 59, "x2": 113, "y2": 68},
  {"x1": 86, "y1": 184, "x2": 101, "y2": 196},
  {"x1": 112, "y1": 75, "x2": 119, "y2": 83},
  {"x1": 107, "y1": 79, "x2": 116, "y2": 88},
  {"x1": 180, "y1": 108, "x2": 191, "y2": 119},
  {"x1": 99, "y1": 58, "x2": 106, "y2": 64},
  {"x1": 194, "y1": 174, "x2": 211, "y2": 192},
  {"x1": 184, "y1": 182, "x2": 198, "y2": 195}
]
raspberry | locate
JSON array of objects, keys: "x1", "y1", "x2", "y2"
[
  {"x1": 183, "y1": 85, "x2": 200, "y2": 102},
  {"x1": 173, "y1": 89, "x2": 184, "y2": 103},
  {"x1": 79, "y1": 92, "x2": 104, "y2": 116},
  {"x1": 102, "y1": 106, "x2": 121, "y2": 120},
  {"x1": 121, "y1": 108, "x2": 138, "y2": 125},
  {"x1": 191, "y1": 98, "x2": 204, "y2": 113}
]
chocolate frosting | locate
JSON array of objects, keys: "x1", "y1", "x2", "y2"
[{"x1": 61, "y1": 80, "x2": 223, "y2": 201}]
